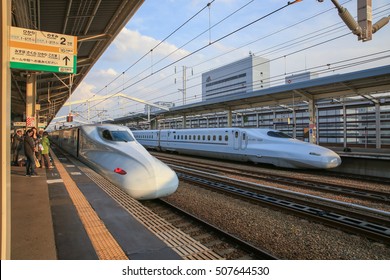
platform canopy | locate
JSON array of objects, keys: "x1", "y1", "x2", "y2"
[
  {"x1": 111, "y1": 65, "x2": 390, "y2": 123},
  {"x1": 10, "y1": 0, "x2": 144, "y2": 125}
]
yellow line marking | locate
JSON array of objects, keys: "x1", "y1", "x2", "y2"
[{"x1": 51, "y1": 150, "x2": 128, "y2": 260}]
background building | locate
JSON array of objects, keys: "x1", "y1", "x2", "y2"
[{"x1": 202, "y1": 54, "x2": 270, "y2": 100}]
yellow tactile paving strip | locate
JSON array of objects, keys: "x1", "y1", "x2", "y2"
[{"x1": 50, "y1": 150, "x2": 128, "y2": 260}]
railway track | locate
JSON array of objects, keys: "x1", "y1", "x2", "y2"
[
  {"x1": 154, "y1": 153, "x2": 390, "y2": 204},
  {"x1": 169, "y1": 165, "x2": 390, "y2": 245},
  {"x1": 142, "y1": 199, "x2": 277, "y2": 260}
]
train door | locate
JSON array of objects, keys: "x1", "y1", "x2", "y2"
[
  {"x1": 156, "y1": 131, "x2": 160, "y2": 148},
  {"x1": 241, "y1": 132, "x2": 247, "y2": 150},
  {"x1": 76, "y1": 128, "x2": 80, "y2": 158},
  {"x1": 233, "y1": 130, "x2": 240, "y2": 150}
]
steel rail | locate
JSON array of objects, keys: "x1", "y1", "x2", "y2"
[
  {"x1": 152, "y1": 199, "x2": 278, "y2": 260},
  {"x1": 156, "y1": 154, "x2": 390, "y2": 204},
  {"x1": 172, "y1": 165, "x2": 390, "y2": 245}
]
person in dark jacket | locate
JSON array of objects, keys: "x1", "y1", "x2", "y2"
[
  {"x1": 11, "y1": 129, "x2": 23, "y2": 165},
  {"x1": 24, "y1": 129, "x2": 38, "y2": 176}
]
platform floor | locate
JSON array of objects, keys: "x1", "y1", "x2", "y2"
[
  {"x1": 10, "y1": 146, "x2": 219, "y2": 260},
  {"x1": 11, "y1": 165, "x2": 57, "y2": 260}
]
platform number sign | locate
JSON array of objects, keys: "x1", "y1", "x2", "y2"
[{"x1": 10, "y1": 26, "x2": 77, "y2": 74}]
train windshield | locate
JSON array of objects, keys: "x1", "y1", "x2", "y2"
[
  {"x1": 102, "y1": 129, "x2": 134, "y2": 142},
  {"x1": 267, "y1": 131, "x2": 292, "y2": 138}
]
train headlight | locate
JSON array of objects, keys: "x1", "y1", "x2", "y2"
[
  {"x1": 330, "y1": 158, "x2": 339, "y2": 164},
  {"x1": 114, "y1": 168, "x2": 127, "y2": 175}
]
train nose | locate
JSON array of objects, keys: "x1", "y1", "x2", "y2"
[
  {"x1": 323, "y1": 155, "x2": 342, "y2": 168},
  {"x1": 152, "y1": 162, "x2": 179, "y2": 198},
  {"x1": 320, "y1": 151, "x2": 342, "y2": 169},
  {"x1": 137, "y1": 159, "x2": 178, "y2": 200}
]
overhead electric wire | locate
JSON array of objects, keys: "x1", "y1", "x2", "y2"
[
  {"x1": 128, "y1": 5, "x2": 350, "y2": 105},
  {"x1": 87, "y1": 1, "x2": 300, "y2": 119},
  {"x1": 95, "y1": 0, "x2": 345, "y2": 104},
  {"x1": 71, "y1": 0, "x2": 216, "y2": 112},
  {"x1": 83, "y1": 1, "x2": 389, "y2": 122},
  {"x1": 87, "y1": 0, "x2": 258, "y2": 109},
  {"x1": 151, "y1": 0, "x2": 256, "y2": 69}
]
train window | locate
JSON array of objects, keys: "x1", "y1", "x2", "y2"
[
  {"x1": 213, "y1": 135, "x2": 216, "y2": 141},
  {"x1": 189, "y1": 135, "x2": 191, "y2": 140},
  {"x1": 102, "y1": 130, "x2": 113, "y2": 140},
  {"x1": 112, "y1": 131, "x2": 135, "y2": 142},
  {"x1": 207, "y1": 135, "x2": 211, "y2": 141},
  {"x1": 219, "y1": 135, "x2": 222, "y2": 141},
  {"x1": 198, "y1": 135, "x2": 200, "y2": 140},
  {"x1": 102, "y1": 130, "x2": 135, "y2": 142},
  {"x1": 174, "y1": 135, "x2": 176, "y2": 140},
  {"x1": 235, "y1": 131, "x2": 239, "y2": 138},
  {"x1": 225, "y1": 135, "x2": 229, "y2": 141},
  {"x1": 193, "y1": 135, "x2": 196, "y2": 140},
  {"x1": 202, "y1": 135, "x2": 205, "y2": 141},
  {"x1": 267, "y1": 131, "x2": 292, "y2": 138}
]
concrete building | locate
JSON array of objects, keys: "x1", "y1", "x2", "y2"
[{"x1": 202, "y1": 54, "x2": 270, "y2": 101}]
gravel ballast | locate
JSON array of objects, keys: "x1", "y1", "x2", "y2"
[{"x1": 164, "y1": 182, "x2": 390, "y2": 260}]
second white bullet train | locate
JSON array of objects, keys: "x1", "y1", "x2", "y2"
[
  {"x1": 132, "y1": 128, "x2": 342, "y2": 169},
  {"x1": 50, "y1": 124, "x2": 179, "y2": 200}
]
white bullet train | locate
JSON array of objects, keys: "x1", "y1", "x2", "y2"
[
  {"x1": 132, "y1": 128, "x2": 342, "y2": 169},
  {"x1": 50, "y1": 124, "x2": 178, "y2": 200}
]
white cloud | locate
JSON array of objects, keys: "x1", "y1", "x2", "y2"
[
  {"x1": 114, "y1": 28, "x2": 191, "y2": 61},
  {"x1": 69, "y1": 81, "x2": 97, "y2": 102},
  {"x1": 97, "y1": 68, "x2": 118, "y2": 77}
]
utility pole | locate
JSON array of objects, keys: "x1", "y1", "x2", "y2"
[
  {"x1": 183, "y1": 66, "x2": 187, "y2": 105},
  {"x1": 179, "y1": 66, "x2": 187, "y2": 105}
]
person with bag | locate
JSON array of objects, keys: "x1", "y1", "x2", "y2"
[
  {"x1": 32, "y1": 127, "x2": 42, "y2": 168},
  {"x1": 41, "y1": 131, "x2": 54, "y2": 169},
  {"x1": 24, "y1": 129, "x2": 38, "y2": 177}
]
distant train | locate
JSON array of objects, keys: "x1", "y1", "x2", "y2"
[
  {"x1": 50, "y1": 124, "x2": 178, "y2": 200},
  {"x1": 132, "y1": 128, "x2": 342, "y2": 169}
]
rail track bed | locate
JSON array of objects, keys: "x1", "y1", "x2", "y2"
[
  {"x1": 175, "y1": 167, "x2": 390, "y2": 244},
  {"x1": 153, "y1": 152, "x2": 390, "y2": 210},
  {"x1": 142, "y1": 199, "x2": 276, "y2": 260},
  {"x1": 150, "y1": 152, "x2": 390, "y2": 259}
]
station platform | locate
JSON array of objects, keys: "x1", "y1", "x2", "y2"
[
  {"x1": 330, "y1": 147, "x2": 390, "y2": 179},
  {"x1": 10, "y1": 146, "x2": 222, "y2": 260}
]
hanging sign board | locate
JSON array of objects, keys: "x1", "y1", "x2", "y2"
[{"x1": 9, "y1": 26, "x2": 77, "y2": 74}]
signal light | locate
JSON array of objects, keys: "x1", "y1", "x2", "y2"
[{"x1": 114, "y1": 168, "x2": 127, "y2": 175}]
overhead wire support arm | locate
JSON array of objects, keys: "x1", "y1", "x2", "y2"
[
  {"x1": 320, "y1": 0, "x2": 389, "y2": 41},
  {"x1": 331, "y1": 0, "x2": 362, "y2": 36}
]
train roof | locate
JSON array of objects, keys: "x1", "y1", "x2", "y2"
[
  {"x1": 53, "y1": 123, "x2": 129, "y2": 132},
  {"x1": 133, "y1": 127, "x2": 276, "y2": 132}
]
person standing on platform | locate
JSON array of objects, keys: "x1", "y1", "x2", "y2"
[
  {"x1": 38, "y1": 130, "x2": 45, "y2": 167},
  {"x1": 32, "y1": 127, "x2": 42, "y2": 168},
  {"x1": 24, "y1": 129, "x2": 38, "y2": 177},
  {"x1": 41, "y1": 131, "x2": 54, "y2": 169},
  {"x1": 11, "y1": 129, "x2": 23, "y2": 166}
]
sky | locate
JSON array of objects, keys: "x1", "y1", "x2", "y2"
[{"x1": 56, "y1": 0, "x2": 390, "y2": 124}]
